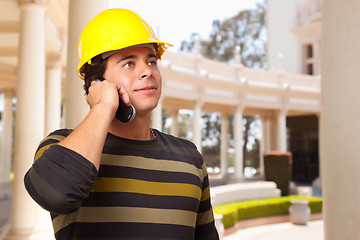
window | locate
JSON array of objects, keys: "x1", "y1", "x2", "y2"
[
  {"x1": 303, "y1": 44, "x2": 314, "y2": 75},
  {"x1": 307, "y1": 63, "x2": 313, "y2": 75},
  {"x1": 306, "y1": 44, "x2": 313, "y2": 58}
]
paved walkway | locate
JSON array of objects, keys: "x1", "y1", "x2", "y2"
[
  {"x1": 0, "y1": 198, "x2": 11, "y2": 227},
  {"x1": 0, "y1": 183, "x2": 11, "y2": 227},
  {"x1": 223, "y1": 213, "x2": 323, "y2": 240},
  {"x1": 0, "y1": 183, "x2": 12, "y2": 239},
  {"x1": 224, "y1": 220, "x2": 323, "y2": 240}
]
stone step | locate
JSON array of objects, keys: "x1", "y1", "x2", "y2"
[{"x1": 211, "y1": 181, "x2": 281, "y2": 207}]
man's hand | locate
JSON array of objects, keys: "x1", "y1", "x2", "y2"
[
  {"x1": 58, "y1": 79, "x2": 132, "y2": 170},
  {"x1": 86, "y1": 79, "x2": 131, "y2": 118}
]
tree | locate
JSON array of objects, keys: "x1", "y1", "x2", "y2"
[
  {"x1": 179, "y1": 1, "x2": 267, "y2": 173},
  {"x1": 201, "y1": 112, "x2": 221, "y2": 169},
  {"x1": 180, "y1": 1, "x2": 266, "y2": 68}
]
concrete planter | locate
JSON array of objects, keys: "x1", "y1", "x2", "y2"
[
  {"x1": 264, "y1": 151, "x2": 293, "y2": 196},
  {"x1": 214, "y1": 214, "x2": 225, "y2": 238},
  {"x1": 289, "y1": 199, "x2": 311, "y2": 225}
]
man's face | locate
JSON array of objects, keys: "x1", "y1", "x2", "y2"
[{"x1": 103, "y1": 47, "x2": 162, "y2": 116}]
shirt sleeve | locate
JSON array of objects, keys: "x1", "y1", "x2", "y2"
[
  {"x1": 194, "y1": 163, "x2": 220, "y2": 240},
  {"x1": 24, "y1": 131, "x2": 98, "y2": 215}
]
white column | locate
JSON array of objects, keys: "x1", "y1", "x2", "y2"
[
  {"x1": 151, "y1": 100, "x2": 162, "y2": 131},
  {"x1": 45, "y1": 53, "x2": 62, "y2": 135},
  {"x1": 0, "y1": 91, "x2": 14, "y2": 183},
  {"x1": 192, "y1": 101, "x2": 202, "y2": 153},
  {"x1": 170, "y1": 109, "x2": 179, "y2": 136},
  {"x1": 321, "y1": 1, "x2": 360, "y2": 239},
  {"x1": 234, "y1": 106, "x2": 244, "y2": 179},
  {"x1": 262, "y1": 116, "x2": 272, "y2": 153},
  {"x1": 313, "y1": 40, "x2": 321, "y2": 75},
  {"x1": 7, "y1": 0, "x2": 47, "y2": 238},
  {"x1": 64, "y1": 0, "x2": 107, "y2": 128},
  {"x1": 276, "y1": 109, "x2": 287, "y2": 152},
  {"x1": 258, "y1": 116, "x2": 266, "y2": 178},
  {"x1": 220, "y1": 113, "x2": 229, "y2": 177}
]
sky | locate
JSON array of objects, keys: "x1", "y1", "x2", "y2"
[{"x1": 108, "y1": 0, "x2": 262, "y2": 52}]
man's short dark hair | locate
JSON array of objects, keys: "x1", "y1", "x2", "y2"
[{"x1": 78, "y1": 55, "x2": 108, "y2": 95}]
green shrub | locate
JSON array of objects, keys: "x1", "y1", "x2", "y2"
[{"x1": 213, "y1": 196, "x2": 322, "y2": 228}]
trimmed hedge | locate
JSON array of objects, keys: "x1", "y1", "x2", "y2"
[{"x1": 213, "y1": 196, "x2": 322, "y2": 228}]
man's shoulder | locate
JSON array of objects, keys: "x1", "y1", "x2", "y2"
[
  {"x1": 47, "y1": 128, "x2": 73, "y2": 138},
  {"x1": 39, "y1": 129, "x2": 73, "y2": 146},
  {"x1": 155, "y1": 130, "x2": 196, "y2": 148}
]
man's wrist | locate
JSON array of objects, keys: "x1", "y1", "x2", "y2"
[{"x1": 90, "y1": 103, "x2": 116, "y2": 122}]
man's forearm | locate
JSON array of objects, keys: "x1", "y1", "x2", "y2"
[{"x1": 58, "y1": 104, "x2": 114, "y2": 170}]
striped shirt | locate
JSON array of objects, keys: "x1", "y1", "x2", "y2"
[{"x1": 24, "y1": 129, "x2": 219, "y2": 240}]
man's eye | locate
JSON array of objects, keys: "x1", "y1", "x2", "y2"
[
  {"x1": 124, "y1": 62, "x2": 134, "y2": 68},
  {"x1": 148, "y1": 60, "x2": 157, "y2": 66}
]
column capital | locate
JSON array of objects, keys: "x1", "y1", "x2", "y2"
[
  {"x1": 2, "y1": 89, "x2": 15, "y2": 98},
  {"x1": 221, "y1": 112, "x2": 230, "y2": 119},
  {"x1": 194, "y1": 87, "x2": 204, "y2": 107},
  {"x1": 194, "y1": 100, "x2": 203, "y2": 109},
  {"x1": 47, "y1": 52, "x2": 62, "y2": 69},
  {"x1": 234, "y1": 45, "x2": 243, "y2": 66},
  {"x1": 236, "y1": 92, "x2": 245, "y2": 113},
  {"x1": 170, "y1": 109, "x2": 179, "y2": 114},
  {"x1": 279, "y1": 96, "x2": 289, "y2": 115},
  {"x1": 193, "y1": 34, "x2": 202, "y2": 58},
  {"x1": 235, "y1": 105, "x2": 244, "y2": 115},
  {"x1": 278, "y1": 108, "x2": 288, "y2": 116},
  {"x1": 18, "y1": 0, "x2": 49, "y2": 6}
]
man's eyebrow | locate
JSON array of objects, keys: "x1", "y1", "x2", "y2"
[
  {"x1": 117, "y1": 55, "x2": 137, "y2": 63},
  {"x1": 147, "y1": 53, "x2": 157, "y2": 60},
  {"x1": 117, "y1": 53, "x2": 157, "y2": 63}
]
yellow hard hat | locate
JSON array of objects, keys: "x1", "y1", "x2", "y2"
[{"x1": 78, "y1": 8, "x2": 172, "y2": 73}]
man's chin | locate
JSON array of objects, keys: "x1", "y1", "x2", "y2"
[{"x1": 134, "y1": 103, "x2": 158, "y2": 116}]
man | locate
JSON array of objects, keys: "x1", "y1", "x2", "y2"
[{"x1": 24, "y1": 8, "x2": 219, "y2": 240}]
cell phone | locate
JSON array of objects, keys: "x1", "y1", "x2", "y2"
[{"x1": 94, "y1": 78, "x2": 136, "y2": 123}]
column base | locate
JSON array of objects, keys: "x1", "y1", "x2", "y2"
[
  {"x1": 5, "y1": 228, "x2": 45, "y2": 240},
  {"x1": 0, "y1": 223, "x2": 10, "y2": 240}
]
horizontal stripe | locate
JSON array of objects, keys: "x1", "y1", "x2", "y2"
[
  {"x1": 53, "y1": 206, "x2": 197, "y2": 233},
  {"x1": 38, "y1": 133, "x2": 66, "y2": 148},
  {"x1": 82, "y1": 192, "x2": 200, "y2": 212},
  {"x1": 201, "y1": 162, "x2": 208, "y2": 177},
  {"x1": 34, "y1": 144, "x2": 54, "y2": 162},
  {"x1": 91, "y1": 177, "x2": 202, "y2": 200},
  {"x1": 35, "y1": 134, "x2": 66, "y2": 161},
  {"x1": 105, "y1": 130, "x2": 202, "y2": 160},
  {"x1": 198, "y1": 197, "x2": 213, "y2": 213},
  {"x1": 103, "y1": 145, "x2": 204, "y2": 168},
  {"x1": 196, "y1": 210, "x2": 215, "y2": 226},
  {"x1": 201, "y1": 185, "x2": 211, "y2": 202},
  {"x1": 56, "y1": 222, "x2": 195, "y2": 240},
  {"x1": 98, "y1": 165, "x2": 202, "y2": 186},
  {"x1": 101, "y1": 154, "x2": 204, "y2": 182}
]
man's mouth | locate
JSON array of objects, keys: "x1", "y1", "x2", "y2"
[{"x1": 135, "y1": 86, "x2": 157, "y2": 92}]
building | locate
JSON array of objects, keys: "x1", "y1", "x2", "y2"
[{"x1": 267, "y1": 0, "x2": 322, "y2": 184}]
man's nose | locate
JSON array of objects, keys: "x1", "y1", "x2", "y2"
[{"x1": 140, "y1": 63, "x2": 152, "y2": 79}]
